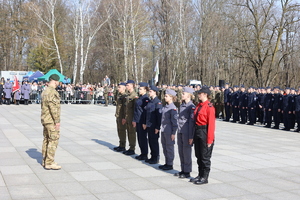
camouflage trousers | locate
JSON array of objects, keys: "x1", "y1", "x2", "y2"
[
  {"x1": 126, "y1": 121, "x2": 136, "y2": 151},
  {"x1": 42, "y1": 124, "x2": 60, "y2": 166}
]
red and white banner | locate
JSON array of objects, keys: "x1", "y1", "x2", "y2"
[{"x1": 12, "y1": 75, "x2": 20, "y2": 92}]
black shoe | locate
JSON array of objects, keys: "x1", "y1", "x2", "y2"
[
  {"x1": 148, "y1": 159, "x2": 158, "y2": 164},
  {"x1": 189, "y1": 176, "x2": 201, "y2": 183},
  {"x1": 115, "y1": 147, "x2": 125, "y2": 152},
  {"x1": 231, "y1": 121, "x2": 236, "y2": 123},
  {"x1": 272, "y1": 126, "x2": 279, "y2": 129},
  {"x1": 238, "y1": 121, "x2": 245, "y2": 124},
  {"x1": 194, "y1": 178, "x2": 208, "y2": 185},
  {"x1": 294, "y1": 129, "x2": 299, "y2": 132},
  {"x1": 113, "y1": 146, "x2": 120, "y2": 151},
  {"x1": 264, "y1": 125, "x2": 270, "y2": 128},
  {"x1": 123, "y1": 150, "x2": 135, "y2": 155},
  {"x1": 179, "y1": 172, "x2": 190, "y2": 179},
  {"x1": 162, "y1": 165, "x2": 173, "y2": 170},
  {"x1": 247, "y1": 123, "x2": 254, "y2": 125},
  {"x1": 135, "y1": 155, "x2": 148, "y2": 160},
  {"x1": 159, "y1": 164, "x2": 167, "y2": 169},
  {"x1": 174, "y1": 171, "x2": 184, "y2": 177}
]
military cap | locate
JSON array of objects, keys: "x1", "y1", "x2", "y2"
[
  {"x1": 249, "y1": 86, "x2": 255, "y2": 89},
  {"x1": 266, "y1": 87, "x2": 271, "y2": 89},
  {"x1": 233, "y1": 85, "x2": 238, "y2": 88},
  {"x1": 225, "y1": 83, "x2": 229, "y2": 85},
  {"x1": 7, "y1": 78, "x2": 10, "y2": 80},
  {"x1": 285, "y1": 87, "x2": 290, "y2": 90},
  {"x1": 127, "y1": 80, "x2": 135, "y2": 84},
  {"x1": 240, "y1": 85, "x2": 245, "y2": 88},
  {"x1": 149, "y1": 85, "x2": 159, "y2": 92},
  {"x1": 166, "y1": 89, "x2": 176, "y2": 96},
  {"x1": 49, "y1": 74, "x2": 60, "y2": 81},
  {"x1": 273, "y1": 86, "x2": 279, "y2": 89},
  {"x1": 197, "y1": 87, "x2": 211, "y2": 95},
  {"x1": 178, "y1": 85, "x2": 183, "y2": 87},
  {"x1": 291, "y1": 88, "x2": 295, "y2": 90},
  {"x1": 118, "y1": 82, "x2": 126, "y2": 86},
  {"x1": 139, "y1": 82, "x2": 148, "y2": 87},
  {"x1": 183, "y1": 86, "x2": 194, "y2": 94}
]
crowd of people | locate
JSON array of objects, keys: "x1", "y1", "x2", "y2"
[{"x1": 0, "y1": 75, "x2": 115, "y2": 105}]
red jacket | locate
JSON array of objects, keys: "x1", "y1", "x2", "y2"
[{"x1": 194, "y1": 100, "x2": 215, "y2": 144}]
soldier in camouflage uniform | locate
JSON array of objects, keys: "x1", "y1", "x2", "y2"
[
  {"x1": 175, "y1": 85, "x2": 183, "y2": 108},
  {"x1": 41, "y1": 74, "x2": 61, "y2": 170},
  {"x1": 159, "y1": 84, "x2": 167, "y2": 106},
  {"x1": 114, "y1": 83, "x2": 127, "y2": 152},
  {"x1": 122, "y1": 80, "x2": 138, "y2": 155},
  {"x1": 103, "y1": 84, "x2": 109, "y2": 106}
]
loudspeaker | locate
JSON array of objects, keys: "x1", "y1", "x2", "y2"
[{"x1": 219, "y1": 80, "x2": 225, "y2": 87}]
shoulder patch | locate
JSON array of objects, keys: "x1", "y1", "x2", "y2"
[
  {"x1": 158, "y1": 102, "x2": 161, "y2": 104},
  {"x1": 173, "y1": 108, "x2": 177, "y2": 111},
  {"x1": 208, "y1": 103, "x2": 213, "y2": 107},
  {"x1": 192, "y1": 107, "x2": 195, "y2": 110},
  {"x1": 146, "y1": 100, "x2": 148, "y2": 102}
]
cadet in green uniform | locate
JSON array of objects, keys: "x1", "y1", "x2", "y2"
[
  {"x1": 122, "y1": 80, "x2": 138, "y2": 155},
  {"x1": 159, "y1": 84, "x2": 167, "y2": 105},
  {"x1": 41, "y1": 74, "x2": 61, "y2": 170},
  {"x1": 114, "y1": 83, "x2": 127, "y2": 152},
  {"x1": 103, "y1": 84, "x2": 109, "y2": 106}
]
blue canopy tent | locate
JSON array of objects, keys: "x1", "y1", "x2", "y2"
[
  {"x1": 29, "y1": 71, "x2": 44, "y2": 82},
  {"x1": 22, "y1": 71, "x2": 34, "y2": 81}
]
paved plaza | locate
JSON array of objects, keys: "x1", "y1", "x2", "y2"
[{"x1": 0, "y1": 104, "x2": 300, "y2": 200}]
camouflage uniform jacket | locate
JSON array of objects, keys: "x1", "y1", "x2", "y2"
[
  {"x1": 124, "y1": 90, "x2": 138, "y2": 122},
  {"x1": 41, "y1": 85, "x2": 61, "y2": 125},
  {"x1": 103, "y1": 86, "x2": 108, "y2": 96},
  {"x1": 115, "y1": 92, "x2": 126, "y2": 119},
  {"x1": 215, "y1": 91, "x2": 221, "y2": 104},
  {"x1": 210, "y1": 89, "x2": 216, "y2": 104}
]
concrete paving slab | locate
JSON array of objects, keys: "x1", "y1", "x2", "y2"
[{"x1": 1, "y1": 104, "x2": 300, "y2": 200}]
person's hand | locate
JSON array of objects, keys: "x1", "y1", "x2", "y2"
[
  {"x1": 55, "y1": 123, "x2": 60, "y2": 131},
  {"x1": 207, "y1": 143, "x2": 212, "y2": 148},
  {"x1": 142, "y1": 124, "x2": 147, "y2": 130},
  {"x1": 122, "y1": 119, "x2": 126, "y2": 125},
  {"x1": 171, "y1": 134, "x2": 175, "y2": 141},
  {"x1": 132, "y1": 122, "x2": 136, "y2": 127},
  {"x1": 155, "y1": 129, "x2": 159, "y2": 134},
  {"x1": 188, "y1": 139, "x2": 193, "y2": 145}
]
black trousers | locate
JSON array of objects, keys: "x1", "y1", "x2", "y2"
[
  {"x1": 240, "y1": 108, "x2": 247, "y2": 123},
  {"x1": 265, "y1": 109, "x2": 272, "y2": 127},
  {"x1": 136, "y1": 123, "x2": 148, "y2": 155},
  {"x1": 225, "y1": 104, "x2": 231, "y2": 121},
  {"x1": 194, "y1": 126, "x2": 214, "y2": 179},
  {"x1": 248, "y1": 107, "x2": 256, "y2": 124},
  {"x1": 296, "y1": 111, "x2": 300, "y2": 130},
  {"x1": 147, "y1": 127, "x2": 159, "y2": 160},
  {"x1": 283, "y1": 111, "x2": 292, "y2": 130},
  {"x1": 273, "y1": 109, "x2": 280, "y2": 128},
  {"x1": 232, "y1": 106, "x2": 239, "y2": 122}
]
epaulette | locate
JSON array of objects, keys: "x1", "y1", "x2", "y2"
[{"x1": 208, "y1": 103, "x2": 213, "y2": 107}]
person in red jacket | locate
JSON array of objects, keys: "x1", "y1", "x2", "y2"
[{"x1": 190, "y1": 87, "x2": 215, "y2": 185}]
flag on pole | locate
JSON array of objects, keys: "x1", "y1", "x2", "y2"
[
  {"x1": 154, "y1": 60, "x2": 159, "y2": 84},
  {"x1": 12, "y1": 75, "x2": 20, "y2": 93}
]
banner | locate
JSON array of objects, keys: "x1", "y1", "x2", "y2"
[
  {"x1": 154, "y1": 60, "x2": 159, "y2": 84},
  {"x1": 12, "y1": 75, "x2": 20, "y2": 92}
]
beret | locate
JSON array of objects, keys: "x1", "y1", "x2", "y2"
[
  {"x1": 139, "y1": 82, "x2": 148, "y2": 87},
  {"x1": 183, "y1": 86, "x2": 194, "y2": 94},
  {"x1": 118, "y1": 82, "x2": 126, "y2": 86},
  {"x1": 127, "y1": 80, "x2": 135, "y2": 84},
  {"x1": 149, "y1": 85, "x2": 159, "y2": 92},
  {"x1": 49, "y1": 74, "x2": 60, "y2": 81},
  {"x1": 166, "y1": 89, "x2": 176, "y2": 96},
  {"x1": 197, "y1": 87, "x2": 211, "y2": 95}
]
